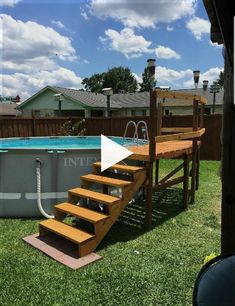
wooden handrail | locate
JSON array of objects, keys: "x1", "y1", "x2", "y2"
[
  {"x1": 155, "y1": 128, "x2": 205, "y2": 143},
  {"x1": 155, "y1": 89, "x2": 207, "y2": 105},
  {"x1": 161, "y1": 127, "x2": 193, "y2": 133}
]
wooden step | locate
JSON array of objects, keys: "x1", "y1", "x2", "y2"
[
  {"x1": 55, "y1": 202, "x2": 109, "y2": 223},
  {"x1": 81, "y1": 174, "x2": 133, "y2": 188},
  {"x1": 93, "y1": 162, "x2": 145, "y2": 173},
  {"x1": 39, "y1": 219, "x2": 94, "y2": 244},
  {"x1": 69, "y1": 187, "x2": 120, "y2": 205}
]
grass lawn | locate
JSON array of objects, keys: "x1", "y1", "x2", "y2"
[{"x1": 0, "y1": 160, "x2": 221, "y2": 306}]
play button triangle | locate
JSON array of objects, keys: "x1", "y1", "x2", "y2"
[{"x1": 101, "y1": 135, "x2": 133, "y2": 172}]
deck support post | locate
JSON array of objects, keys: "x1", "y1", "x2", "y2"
[
  {"x1": 145, "y1": 161, "x2": 154, "y2": 229},
  {"x1": 183, "y1": 154, "x2": 190, "y2": 209},
  {"x1": 145, "y1": 89, "x2": 157, "y2": 230},
  {"x1": 196, "y1": 149, "x2": 200, "y2": 190},
  {"x1": 196, "y1": 103, "x2": 205, "y2": 190},
  {"x1": 191, "y1": 99, "x2": 199, "y2": 203},
  {"x1": 155, "y1": 159, "x2": 160, "y2": 185}
]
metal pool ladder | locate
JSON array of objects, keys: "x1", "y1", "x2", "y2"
[{"x1": 123, "y1": 120, "x2": 149, "y2": 145}]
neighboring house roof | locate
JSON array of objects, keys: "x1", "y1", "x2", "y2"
[
  {"x1": 53, "y1": 86, "x2": 117, "y2": 108},
  {"x1": 0, "y1": 103, "x2": 21, "y2": 116},
  {"x1": 18, "y1": 85, "x2": 224, "y2": 110},
  {"x1": 54, "y1": 86, "x2": 225, "y2": 107},
  {"x1": 113, "y1": 88, "x2": 224, "y2": 107}
]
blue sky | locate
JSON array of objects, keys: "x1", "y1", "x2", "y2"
[{"x1": 1, "y1": 0, "x2": 223, "y2": 100}]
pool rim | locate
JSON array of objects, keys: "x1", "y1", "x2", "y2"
[{"x1": 0, "y1": 135, "x2": 147, "y2": 151}]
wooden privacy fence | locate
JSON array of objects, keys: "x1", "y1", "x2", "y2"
[{"x1": 0, "y1": 114, "x2": 222, "y2": 160}]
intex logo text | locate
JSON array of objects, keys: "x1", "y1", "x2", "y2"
[{"x1": 63, "y1": 157, "x2": 98, "y2": 167}]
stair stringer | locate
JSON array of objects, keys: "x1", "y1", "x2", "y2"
[{"x1": 79, "y1": 170, "x2": 146, "y2": 256}]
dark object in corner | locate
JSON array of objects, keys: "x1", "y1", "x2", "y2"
[{"x1": 193, "y1": 253, "x2": 235, "y2": 306}]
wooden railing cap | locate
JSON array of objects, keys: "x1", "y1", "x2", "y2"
[{"x1": 154, "y1": 89, "x2": 207, "y2": 105}]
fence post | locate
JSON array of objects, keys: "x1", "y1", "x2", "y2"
[{"x1": 32, "y1": 115, "x2": 36, "y2": 136}]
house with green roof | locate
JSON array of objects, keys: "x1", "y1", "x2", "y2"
[{"x1": 17, "y1": 85, "x2": 223, "y2": 117}]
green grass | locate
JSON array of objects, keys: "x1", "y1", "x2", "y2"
[{"x1": 0, "y1": 160, "x2": 221, "y2": 306}]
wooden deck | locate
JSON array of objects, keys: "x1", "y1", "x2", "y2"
[{"x1": 128, "y1": 140, "x2": 194, "y2": 161}]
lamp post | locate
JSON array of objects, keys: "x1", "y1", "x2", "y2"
[
  {"x1": 102, "y1": 87, "x2": 113, "y2": 117},
  {"x1": 203, "y1": 80, "x2": 209, "y2": 91},
  {"x1": 53, "y1": 93, "x2": 64, "y2": 116},
  {"x1": 147, "y1": 58, "x2": 156, "y2": 89},
  {"x1": 193, "y1": 70, "x2": 200, "y2": 89},
  {"x1": 210, "y1": 82, "x2": 220, "y2": 114}
]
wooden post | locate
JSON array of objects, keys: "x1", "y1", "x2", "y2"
[
  {"x1": 200, "y1": 104, "x2": 205, "y2": 129},
  {"x1": 155, "y1": 102, "x2": 162, "y2": 186},
  {"x1": 155, "y1": 159, "x2": 160, "y2": 185},
  {"x1": 196, "y1": 103, "x2": 205, "y2": 190},
  {"x1": 191, "y1": 99, "x2": 198, "y2": 203},
  {"x1": 183, "y1": 154, "x2": 190, "y2": 209},
  {"x1": 145, "y1": 90, "x2": 157, "y2": 230},
  {"x1": 32, "y1": 114, "x2": 36, "y2": 137},
  {"x1": 221, "y1": 50, "x2": 235, "y2": 253},
  {"x1": 156, "y1": 102, "x2": 163, "y2": 136}
]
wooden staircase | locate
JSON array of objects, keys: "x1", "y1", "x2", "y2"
[{"x1": 39, "y1": 162, "x2": 146, "y2": 257}]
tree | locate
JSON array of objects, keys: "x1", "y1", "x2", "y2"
[
  {"x1": 139, "y1": 67, "x2": 156, "y2": 92},
  {"x1": 103, "y1": 67, "x2": 138, "y2": 93},
  {"x1": 82, "y1": 73, "x2": 105, "y2": 93},
  {"x1": 81, "y1": 67, "x2": 138, "y2": 94},
  {"x1": 59, "y1": 119, "x2": 86, "y2": 136},
  {"x1": 217, "y1": 71, "x2": 224, "y2": 87}
]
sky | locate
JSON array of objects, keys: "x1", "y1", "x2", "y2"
[{"x1": 0, "y1": 0, "x2": 224, "y2": 100}]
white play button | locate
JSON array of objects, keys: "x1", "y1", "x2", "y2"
[{"x1": 101, "y1": 135, "x2": 133, "y2": 172}]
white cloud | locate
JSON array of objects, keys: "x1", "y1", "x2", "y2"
[
  {"x1": 100, "y1": 27, "x2": 153, "y2": 58},
  {"x1": 186, "y1": 16, "x2": 210, "y2": 40},
  {"x1": 132, "y1": 72, "x2": 142, "y2": 84},
  {"x1": 209, "y1": 40, "x2": 223, "y2": 48},
  {"x1": 0, "y1": 14, "x2": 77, "y2": 73},
  {"x1": 132, "y1": 66, "x2": 224, "y2": 90},
  {"x1": 2, "y1": 57, "x2": 58, "y2": 73},
  {"x1": 156, "y1": 66, "x2": 192, "y2": 84},
  {"x1": 166, "y1": 26, "x2": 174, "y2": 31},
  {"x1": 155, "y1": 45, "x2": 180, "y2": 59},
  {"x1": 89, "y1": 0, "x2": 196, "y2": 28},
  {"x1": 81, "y1": 9, "x2": 88, "y2": 20},
  {"x1": 1, "y1": 68, "x2": 83, "y2": 100},
  {"x1": 183, "y1": 67, "x2": 223, "y2": 88},
  {"x1": 0, "y1": 0, "x2": 21, "y2": 7},
  {"x1": 83, "y1": 59, "x2": 89, "y2": 64},
  {"x1": 51, "y1": 20, "x2": 65, "y2": 29}
]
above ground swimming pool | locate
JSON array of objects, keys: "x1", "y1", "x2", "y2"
[{"x1": 0, "y1": 136, "x2": 144, "y2": 217}]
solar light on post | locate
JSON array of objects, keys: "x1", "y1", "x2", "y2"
[
  {"x1": 203, "y1": 80, "x2": 209, "y2": 91},
  {"x1": 210, "y1": 82, "x2": 220, "y2": 114},
  {"x1": 147, "y1": 58, "x2": 156, "y2": 89},
  {"x1": 53, "y1": 93, "x2": 64, "y2": 116},
  {"x1": 193, "y1": 70, "x2": 200, "y2": 89},
  {"x1": 102, "y1": 88, "x2": 113, "y2": 117}
]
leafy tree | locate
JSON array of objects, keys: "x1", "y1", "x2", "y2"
[
  {"x1": 103, "y1": 67, "x2": 138, "y2": 93},
  {"x1": 81, "y1": 67, "x2": 138, "y2": 94},
  {"x1": 139, "y1": 67, "x2": 157, "y2": 92},
  {"x1": 216, "y1": 71, "x2": 224, "y2": 87},
  {"x1": 82, "y1": 73, "x2": 105, "y2": 93},
  {"x1": 59, "y1": 119, "x2": 86, "y2": 136}
]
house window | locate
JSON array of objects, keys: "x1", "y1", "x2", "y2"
[
  {"x1": 54, "y1": 110, "x2": 85, "y2": 117},
  {"x1": 131, "y1": 110, "x2": 136, "y2": 116},
  {"x1": 165, "y1": 109, "x2": 170, "y2": 116},
  {"x1": 90, "y1": 110, "x2": 103, "y2": 117},
  {"x1": 205, "y1": 107, "x2": 211, "y2": 115},
  {"x1": 142, "y1": 109, "x2": 147, "y2": 116},
  {"x1": 33, "y1": 110, "x2": 40, "y2": 117}
]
